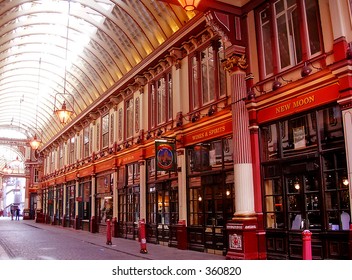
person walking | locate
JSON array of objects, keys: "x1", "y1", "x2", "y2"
[{"x1": 15, "y1": 208, "x2": 20, "y2": 221}]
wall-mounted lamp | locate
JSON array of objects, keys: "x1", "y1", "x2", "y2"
[
  {"x1": 156, "y1": 128, "x2": 163, "y2": 137},
  {"x1": 272, "y1": 78, "x2": 282, "y2": 91},
  {"x1": 301, "y1": 62, "x2": 312, "y2": 77},
  {"x1": 177, "y1": 0, "x2": 201, "y2": 11},
  {"x1": 191, "y1": 112, "x2": 200, "y2": 122},
  {"x1": 347, "y1": 42, "x2": 352, "y2": 59},
  {"x1": 207, "y1": 105, "x2": 216, "y2": 116}
]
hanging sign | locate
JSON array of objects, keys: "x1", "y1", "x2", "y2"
[{"x1": 155, "y1": 138, "x2": 177, "y2": 172}]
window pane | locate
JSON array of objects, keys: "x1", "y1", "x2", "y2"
[
  {"x1": 276, "y1": 14, "x2": 291, "y2": 69},
  {"x1": 261, "y1": 9, "x2": 274, "y2": 76},
  {"x1": 305, "y1": 0, "x2": 321, "y2": 55},
  {"x1": 192, "y1": 56, "x2": 199, "y2": 109},
  {"x1": 261, "y1": 124, "x2": 279, "y2": 161}
]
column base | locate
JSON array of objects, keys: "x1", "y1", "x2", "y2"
[
  {"x1": 226, "y1": 214, "x2": 266, "y2": 260},
  {"x1": 111, "y1": 218, "x2": 118, "y2": 238},
  {"x1": 74, "y1": 215, "x2": 80, "y2": 230},
  {"x1": 90, "y1": 216, "x2": 97, "y2": 233}
]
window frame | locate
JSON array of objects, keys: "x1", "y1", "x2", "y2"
[
  {"x1": 189, "y1": 39, "x2": 226, "y2": 111},
  {"x1": 101, "y1": 113, "x2": 109, "y2": 149},
  {"x1": 256, "y1": 0, "x2": 323, "y2": 78},
  {"x1": 148, "y1": 71, "x2": 173, "y2": 130}
]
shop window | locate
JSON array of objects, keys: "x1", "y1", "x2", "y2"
[
  {"x1": 318, "y1": 106, "x2": 344, "y2": 150},
  {"x1": 188, "y1": 137, "x2": 233, "y2": 173},
  {"x1": 281, "y1": 112, "x2": 317, "y2": 156},
  {"x1": 190, "y1": 40, "x2": 226, "y2": 110},
  {"x1": 324, "y1": 152, "x2": 350, "y2": 230},
  {"x1": 260, "y1": 124, "x2": 279, "y2": 161},
  {"x1": 189, "y1": 177, "x2": 202, "y2": 226},
  {"x1": 257, "y1": 0, "x2": 322, "y2": 77},
  {"x1": 260, "y1": 105, "x2": 349, "y2": 231},
  {"x1": 96, "y1": 174, "x2": 113, "y2": 224},
  {"x1": 263, "y1": 165, "x2": 284, "y2": 229},
  {"x1": 127, "y1": 163, "x2": 140, "y2": 185}
]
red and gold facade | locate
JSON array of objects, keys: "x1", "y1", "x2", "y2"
[{"x1": 33, "y1": 0, "x2": 352, "y2": 260}]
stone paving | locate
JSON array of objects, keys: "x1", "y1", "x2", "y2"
[{"x1": 0, "y1": 217, "x2": 226, "y2": 260}]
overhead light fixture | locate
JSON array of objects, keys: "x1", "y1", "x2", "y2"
[
  {"x1": 30, "y1": 134, "x2": 41, "y2": 150},
  {"x1": 53, "y1": 0, "x2": 75, "y2": 125},
  {"x1": 177, "y1": 0, "x2": 201, "y2": 11},
  {"x1": 30, "y1": 58, "x2": 42, "y2": 150}
]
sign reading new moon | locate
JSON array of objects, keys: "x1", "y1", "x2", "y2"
[{"x1": 155, "y1": 139, "x2": 177, "y2": 172}]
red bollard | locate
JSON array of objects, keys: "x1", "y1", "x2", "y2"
[
  {"x1": 302, "y1": 229, "x2": 312, "y2": 260},
  {"x1": 106, "y1": 219, "x2": 112, "y2": 245},
  {"x1": 139, "y1": 219, "x2": 148, "y2": 254}
]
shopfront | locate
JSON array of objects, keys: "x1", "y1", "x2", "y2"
[
  {"x1": 260, "y1": 103, "x2": 351, "y2": 259},
  {"x1": 77, "y1": 177, "x2": 91, "y2": 231},
  {"x1": 95, "y1": 172, "x2": 113, "y2": 234},
  {"x1": 146, "y1": 157, "x2": 179, "y2": 245},
  {"x1": 186, "y1": 136, "x2": 235, "y2": 254},
  {"x1": 118, "y1": 162, "x2": 140, "y2": 240},
  {"x1": 65, "y1": 180, "x2": 75, "y2": 228},
  {"x1": 55, "y1": 184, "x2": 63, "y2": 225}
]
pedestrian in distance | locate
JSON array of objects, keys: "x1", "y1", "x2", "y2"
[{"x1": 15, "y1": 208, "x2": 20, "y2": 221}]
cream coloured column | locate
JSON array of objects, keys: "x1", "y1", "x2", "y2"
[
  {"x1": 177, "y1": 148, "x2": 187, "y2": 223},
  {"x1": 223, "y1": 53, "x2": 260, "y2": 259},
  {"x1": 228, "y1": 66, "x2": 255, "y2": 216}
]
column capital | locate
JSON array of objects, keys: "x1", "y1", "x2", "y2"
[{"x1": 222, "y1": 53, "x2": 248, "y2": 74}]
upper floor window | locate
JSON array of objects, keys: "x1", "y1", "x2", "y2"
[
  {"x1": 126, "y1": 98, "x2": 134, "y2": 139},
  {"x1": 258, "y1": 0, "x2": 322, "y2": 77},
  {"x1": 69, "y1": 136, "x2": 75, "y2": 165},
  {"x1": 58, "y1": 144, "x2": 64, "y2": 168},
  {"x1": 190, "y1": 39, "x2": 226, "y2": 110},
  {"x1": 83, "y1": 126, "x2": 90, "y2": 158},
  {"x1": 102, "y1": 114, "x2": 109, "y2": 149},
  {"x1": 149, "y1": 72, "x2": 173, "y2": 129}
]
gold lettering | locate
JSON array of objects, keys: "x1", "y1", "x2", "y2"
[
  {"x1": 275, "y1": 103, "x2": 291, "y2": 114},
  {"x1": 293, "y1": 95, "x2": 315, "y2": 108}
]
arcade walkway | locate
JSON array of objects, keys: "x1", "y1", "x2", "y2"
[{"x1": 0, "y1": 217, "x2": 225, "y2": 260}]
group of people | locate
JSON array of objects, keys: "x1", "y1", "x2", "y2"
[{"x1": 11, "y1": 208, "x2": 21, "y2": 220}]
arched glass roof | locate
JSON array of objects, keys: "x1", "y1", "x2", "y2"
[{"x1": 0, "y1": 0, "x2": 195, "y2": 145}]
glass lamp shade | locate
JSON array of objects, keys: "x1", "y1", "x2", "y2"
[
  {"x1": 30, "y1": 135, "x2": 41, "y2": 150},
  {"x1": 55, "y1": 101, "x2": 73, "y2": 124},
  {"x1": 177, "y1": 0, "x2": 201, "y2": 11}
]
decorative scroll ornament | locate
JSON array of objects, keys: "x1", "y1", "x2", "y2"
[{"x1": 222, "y1": 54, "x2": 248, "y2": 73}]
